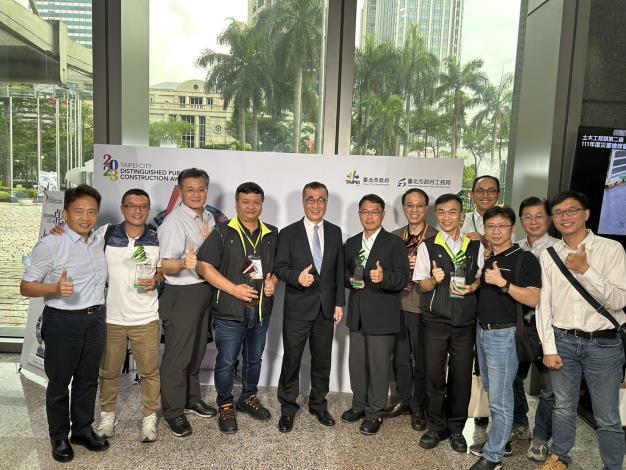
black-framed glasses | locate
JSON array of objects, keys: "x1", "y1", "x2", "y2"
[
  {"x1": 473, "y1": 188, "x2": 499, "y2": 195},
  {"x1": 123, "y1": 204, "x2": 150, "y2": 211},
  {"x1": 358, "y1": 210, "x2": 384, "y2": 216},
  {"x1": 552, "y1": 207, "x2": 584, "y2": 218},
  {"x1": 303, "y1": 197, "x2": 327, "y2": 206}
]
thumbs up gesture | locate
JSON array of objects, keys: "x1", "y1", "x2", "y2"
[
  {"x1": 298, "y1": 264, "x2": 315, "y2": 287},
  {"x1": 184, "y1": 243, "x2": 197, "y2": 271},
  {"x1": 370, "y1": 260, "x2": 384, "y2": 283},
  {"x1": 263, "y1": 273, "x2": 276, "y2": 297},
  {"x1": 485, "y1": 260, "x2": 506, "y2": 287},
  {"x1": 431, "y1": 260, "x2": 444, "y2": 284},
  {"x1": 57, "y1": 269, "x2": 74, "y2": 297},
  {"x1": 565, "y1": 243, "x2": 590, "y2": 274}
]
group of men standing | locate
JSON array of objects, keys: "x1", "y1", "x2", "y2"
[{"x1": 20, "y1": 170, "x2": 625, "y2": 470}]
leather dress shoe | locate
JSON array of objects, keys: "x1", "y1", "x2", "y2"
[
  {"x1": 341, "y1": 408, "x2": 365, "y2": 423},
  {"x1": 69, "y1": 430, "x2": 109, "y2": 452},
  {"x1": 359, "y1": 417, "x2": 383, "y2": 435},
  {"x1": 450, "y1": 432, "x2": 468, "y2": 453},
  {"x1": 419, "y1": 430, "x2": 450, "y2": 449},
  {"x1": 309, "y1": 409, "x2": 336, "y2": 427},
  {"x1": 411, "y1": 409, "x2": 426, "y2": 431},
  {"x1": 184, "y1": 400, "x2": 217, "y2": 418},
  {"x1": 278, "y1": 415, "x2": 294, "y2": 433},
  {"x1": 384, "y1": 402, "x2": 410, "y2": 418},
  {"x1": 51, "y1": 438, "x2": 74, "y2": 463},
  {"x1": 165, "y1": 414, "x2": 193, "y2": 437}
]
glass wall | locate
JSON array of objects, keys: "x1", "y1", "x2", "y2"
[
  {"x1": 149, "y1": 0, "x2": 330, "y2": 154},
  {"x1": 0, "y1": 0, "x2": 93, "y2": 336}
]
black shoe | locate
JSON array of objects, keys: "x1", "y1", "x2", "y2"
[
  {"x1": 69, "y1": 430, "x2": 109, "y2": 451},
  {"x1": 384, "y1": 401, "x2": 410, "y2": 418},
  {"x1": 51, "y1": 439, "x2": 74, "y2": 463},
  {"x1": 278, "y1": 415, "x2": 294, "y2": 433},
  {"x1": 474, "y1": 417, "x2": 489, "y2": 428},
  {"x1": 359, "y1": 417, "x2": 383, "y2": 435},
  {"x1": 469, "y1": 441, "x2": 512, "y2": 457},
  {"x1": 419, "y1": 430, "x2": 450, "y2": 449},
  {"x1": 450, "y1": 432, "x2": 467, "y2": 453},
  {"x1": 469, "y1": 457, "x2": 503, "y2": 470},
  {"x1": 341, "y1": 408, "x2": 365, "y2": 423},
  {"x1": 184, "y1": 400, "x2": 217, "y2": 418},
  {"x1": 237, "y1": 395, "x2": 271, "y2": 421},
  {"x1": 218, "y1": 404, "x2": 238, "y2": 434},
  {"x1": 309, "y1": 409, "x2": 336, "y2": 427},
  {"x1": 165, "y1": 414, "x2": 193, "y2": 437},
  {"x1": 411, "y1": 408, "x2": 426, "y2": 431}
]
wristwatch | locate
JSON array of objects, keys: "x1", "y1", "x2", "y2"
[{"x1": 501, "y1": 280, "x2": 510, "y2": 294}]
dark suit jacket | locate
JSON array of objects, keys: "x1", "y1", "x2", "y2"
[
  {"x1": 344, "y1": 227, "x2": 410, "y2": 334},
  {"x1": 275, "y1": 218, "x2": 345, "y2": 322}
]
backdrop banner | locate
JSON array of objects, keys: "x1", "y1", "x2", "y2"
[
  {"x1": 93, "y1": 144, "x2": 463, "y2": 393},
  {"x1": 19, "y1": 191, "x2": 66, "y2": 379}
]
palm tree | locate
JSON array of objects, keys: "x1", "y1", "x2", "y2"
[
  {"x1": 256, "y1": 0, "x2": 323, "y2": 152},
  {"x1": 473, "y1": 73, "x2": 513, "y2": 162},
  {"x1": 366, "y1": 95, "x2": 406, "y2": 156},
  {"x1": 437, "y1": 57, "x2": 487, "y2": 158},
  {"x1": 196, "y1": 20, "x2": 270, "y2": 150}
]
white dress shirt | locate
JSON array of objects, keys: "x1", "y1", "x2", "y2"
[
  {"x1": 517, "y1": 233, "x2": 559, "y2": 258},
  {"x1": 361, "y1": 227, "x2": 382, "y2": 263},
  {"x1": 461, "y1": 208, "x2": 484, "y2": 235},
  {"x1": 303, "y1": 217, "x2": 324, "y2": 254},
  {"x1": 536, "y1": 230, "x2": 626, "y2": 355}
]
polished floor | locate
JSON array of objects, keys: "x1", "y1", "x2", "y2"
[{"x1": 0, "y1": 353, "x2": 608, "y2": 469}]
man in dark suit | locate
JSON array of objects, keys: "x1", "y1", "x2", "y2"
[
  {"x1": 275, "y1": 182, "x2": 345, "y2": 433},
  {"x1": 341, "y1": 194, "x2": 409, "y2": 436}
]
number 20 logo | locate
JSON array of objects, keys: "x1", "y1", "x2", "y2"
[{"x1": 103, "y1": 154, "x2": 120, "y2": 181}]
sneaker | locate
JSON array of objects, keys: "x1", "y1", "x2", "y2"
[
  {"x1": 469, "y1": 457, "x2": 502, "y2": 470},
  {"x1": 236, "y1": 395, "x2": 271, "y2": 421},
  {"x1": 184, "y1": 400, "x2": 217, "y2": 418},
  {"x1": 141, "y1": 413, "x2": 158, "y2": 443},
  {"x1": 218, "y1": 404, "x2": 238, "y2": 434},
  {"x1": 510, "y1": 425, "x2": 531, "y2": 441},
  {"x1": 538, "y1": 454, "x2": 568, "y2": 469},
  {"x1": 470, "y1": 441, "x2": 512, "y2": 457},
  {"x1": 527, "y1": 439, "x2": 549, "y2": 462},
  {"x1": 96, "y1": 411, "x2": 117, "y2": 438},
  {"x1": 165, "y1": 414, "x2": 192, "y2": 437}
]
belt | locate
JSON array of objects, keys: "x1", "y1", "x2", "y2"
[
  {"x1": 559, "y1": 328, "x2": 617, "y2": 340},
  {"x1": 479, "y1": 321, "x2": 517, "y2": 330},
  {"x1": 48, "y1": 304, "x2": 105, "y2": 315}
]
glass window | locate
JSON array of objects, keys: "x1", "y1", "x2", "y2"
[
  {"x1": 149, "y1": 0, "x2": 330, "y2": 152},
  {"x1": 199, "y1": 116, "x2": 206, "y2": 147},
  {"x1": 180, "y1": 115, "x2": 195, "y2": 147}
]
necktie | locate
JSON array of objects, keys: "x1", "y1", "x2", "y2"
[{"x1": 312, "y1": 224, "x2": 323, "y2": 273}]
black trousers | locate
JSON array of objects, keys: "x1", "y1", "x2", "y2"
[
  {"x1": 392, "y1": 311, "x2": 426, "y2": 412},
  {"x1": 159, "y1": 283, "x2": 212, "y2": 420},
  {"x1": 41, "y1": 306, "x2": 106, "y2": 440},
  {"x1": 277, "y1": 310, "x2": 334, "y2": 416},
  {"x1": 423, "y1": 320, "x2": 475, "y2": 434}
]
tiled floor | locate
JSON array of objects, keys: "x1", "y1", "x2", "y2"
[{"x1": 0, "y1": 353, "x2": 609, "y2": 469}]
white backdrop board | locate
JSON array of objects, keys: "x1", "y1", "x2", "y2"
[{"x1": 94, "y1": 144, "x2": 463, "y2": 392}]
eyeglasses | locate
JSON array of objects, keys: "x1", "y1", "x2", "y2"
[
  {"x1": 552, "y1": 207, "x2": 584, "y2": 218},
  {"x1": 473, "y1": 188, "x2": 499, "y2": 195},
  {"x1": 123, "y1": 204, "x2": 149, "y2": 212},
  {"x1": 358, "y1": 210, "x2": 384, "y2": 216},
  {"x1": 403, "y1": 203, "x2": 427, "y2": 210},
  {"x1": 521, "y1": 214, "x2": 547, "y2": 222},
  {"x1": 182, "y1": 187, "x2": 207, "y2": 195},
  {"x1": 485, "y1": 224, "x2": 513, "y2": 232},
  {"x1": 303, "y1": 197, "x2": 327, "y2": 206}
]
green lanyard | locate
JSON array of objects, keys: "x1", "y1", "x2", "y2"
[{"x1": 434, "y1": 231, "x2": 470, "y2": 267}]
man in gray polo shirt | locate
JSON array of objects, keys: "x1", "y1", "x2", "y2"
[{"x1": 158, "y1": 168, "x2": 216, "y2": 437}]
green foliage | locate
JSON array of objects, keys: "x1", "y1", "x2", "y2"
[
  {"x1": 149, "y1": 120, "x2": 194, "y2": 147},
  {"x1": 0, "y1": 191, "x2": 10, "y2": 200}
]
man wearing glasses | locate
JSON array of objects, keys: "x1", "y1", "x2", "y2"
[
  {"x1": 536, "y1": 191, "x2": 626, "y2": 470},
  {"x1": 413, "y1": 193, "x2": 483, "y2": 453},
  {"x1": 274, "y1": 182, "x2": 345, "y2": 433},
  {"x1": 158, "y1": 168, "x2": 216, "y2": 437},
  {"x1": 468, "y1": 206, "x2": 541, "y2": 470},
  {"x1": 341, "y1": 194, "x2": 409, "y2": 435},
  {"x1": 385, "y1": 189, "x2": 437, "y2": 431},
  {"x1": 462, "y1": 175, "x2": 501, "y2": 244}
]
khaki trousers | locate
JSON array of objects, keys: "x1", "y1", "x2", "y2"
[{"x1": 99, "y1": 320, "x2": 161, "y2": 416}]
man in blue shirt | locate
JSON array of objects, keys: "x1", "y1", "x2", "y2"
[{"x1": 21, "y1": 185, "x2": 109, "y2": 463}]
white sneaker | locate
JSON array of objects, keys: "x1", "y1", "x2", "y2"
[
  {"x1": 510, "y1": 425, "x2": 531, "y2": 441},
  {"x1": 97, "y1": 411, "x2": 117, "y2": 438},
  {"x1": 527, "y1": 438, "x2": 549, "y2": 462},
  {"x1": 141, "y1": 413, "x2": 158, "y2": 443}
]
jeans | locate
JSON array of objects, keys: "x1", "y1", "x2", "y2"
[
  {"x1": 214, "y1": 308, "x2": 270, "y2": 407},
  {"x1": 512, "y1": 359, "x2": 554, "y2": 441},
  {"x1": 550, "y1": 327, "x2": 625, "y2": 469},
  {"x1": 476, "y1": 325, "x2": 518, "y2": 463}
]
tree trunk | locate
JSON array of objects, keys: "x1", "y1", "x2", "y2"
[
  {"x1": 403, "y1": 93, "x2": 411, "y2": 156},
  {"x1": 252, "y1": 104, "x2": 259, "y2": 151},
  {"x1": 238, "y1": 106, "x2": 246, "y2": 147},
  {"x1": 293, "y1": 67, "x2": 303, "y2": 152},
  {"x1": 490, "y1": 117, "x2": 497, "y2": 162}
]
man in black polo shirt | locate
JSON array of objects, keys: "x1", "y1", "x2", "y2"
[{"x1": 469, "y1": 206, "x2": 541, "y2": 470}]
